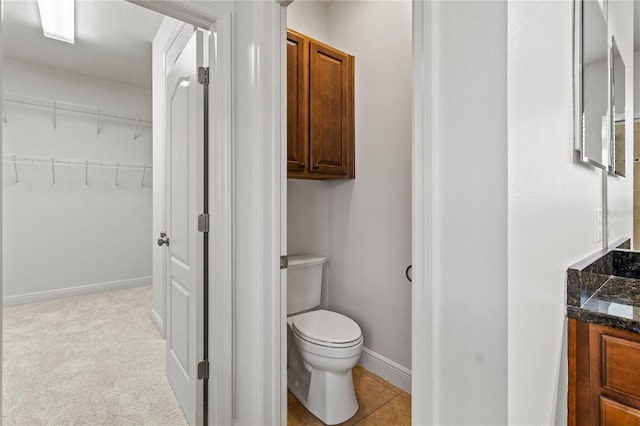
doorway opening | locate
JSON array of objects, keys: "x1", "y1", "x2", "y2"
[
  {"x1": 284, "y1": 2, "x2": 412, "y2": 424},
  {"x1": 1, "y1": 1, "x2": 208, "y2": 423}
]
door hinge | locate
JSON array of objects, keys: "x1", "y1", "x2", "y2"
[
  {"x1": 198, "y1": 67, "x2": 209, "y2": 85},
  {"x1": 197, "y1": 360, "x2": 209, "y2": 380},
  {"x1": 198, "y1": 214, "x2": 209, "y2": 233},
  {"x1": 280, "y1": 255, "x2": 288, "y2": 270}
]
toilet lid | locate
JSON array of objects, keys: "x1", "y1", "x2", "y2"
[{"x1": 292, "y1": 310, "x2": 362, "y2": 345}]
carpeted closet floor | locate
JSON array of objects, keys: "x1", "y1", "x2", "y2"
[{"x1": 2, "y1": 286, "x2": 187, "y2": 425}]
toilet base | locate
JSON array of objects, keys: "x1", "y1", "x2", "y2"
[{"x1": 289, "y1": 367, "x2": 359, "y2": 425}]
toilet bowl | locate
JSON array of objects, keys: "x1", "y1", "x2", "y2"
[
  {"x1": 288, "y1": 310, "x2": 363, "y2": 425},
  {"x1": 286, "y1": 255, "x2": 363, "y2": 425}
]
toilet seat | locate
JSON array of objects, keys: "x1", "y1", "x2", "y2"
[{"x1": 292, "y1": 310, "x2": 362, "y2": 348}]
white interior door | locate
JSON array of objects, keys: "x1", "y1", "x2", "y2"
[{"x1": 164, "y1": 30, "x2": 205, "y2": 426}]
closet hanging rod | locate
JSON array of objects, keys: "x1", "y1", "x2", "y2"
[
  {"x1": 2, "y1": 94, "x2": 152, "y2": 125},
  {"x1": 2, "y1": 155, "x2": 151, "y2": 171}
]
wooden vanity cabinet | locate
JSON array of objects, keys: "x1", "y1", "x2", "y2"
[
  {"x1": 287, "y1": 29, "x2": 355, "y2": 180},
  {"x1": 569, "y1": 319, "x2": 640, "y2": 425}
]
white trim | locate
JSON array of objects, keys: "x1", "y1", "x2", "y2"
[
  {"x1": 129, "y1": 1, "x2": 228, "y2": 29},
  {"x1": 208, "y1": 11, "x2": 234, "y2": 426},
  {"x1": 3, "y1": 277, "x2": 151, "y2": 307},
  {"x1": 230, "y1": 2, "x2": 286, "y2": 424},
  {"x1": 151, "y1": 307, "x2": 164, "y2": 336},
  {"x1": 359, "y1": 347, "x2": 412, "y2": 394},
  {"x1": 412, "y1": 1, "x2": 435, "y2": 424},
  {"x1": 279, "y1": 3, "x2": 289, "y2": 424}
]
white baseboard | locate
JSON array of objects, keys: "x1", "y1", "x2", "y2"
[
  {"x1": 151, "y1": 307, "x2": 165, "y2": 338},
  {"x1": 3, "y1": 277, "x2": 152, "y2": 307},
  {"x1": 359, "y1": 347, "x2": 412, "y2": 393}
]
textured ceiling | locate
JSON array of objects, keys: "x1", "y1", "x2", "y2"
[{"x1": 3, "y1": 0, "x2": 164, "y2": 89}]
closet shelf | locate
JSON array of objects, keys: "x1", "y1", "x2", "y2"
[
  {"x1": 3, "y1": 155, "x2": 151, "y2": 170},
  {"x1": 3, "y1": 94, "x2": 152, "y2": 126}
]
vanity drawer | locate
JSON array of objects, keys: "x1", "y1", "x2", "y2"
[{"x1": 602, "y1": 334, "x2": 640, "y2": 400}]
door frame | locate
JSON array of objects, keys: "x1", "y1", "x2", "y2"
[
  {"x1": 137, "y1": 1, "x2": 290, "y2": 424},
  {"x1": 411, "y1": 2, "x2": 433, "y2": 424},
  {"x1": 130, "y1": 2, "x2": 234, "y2": 424}
]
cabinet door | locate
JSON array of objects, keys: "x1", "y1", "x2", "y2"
[
  {"x1": 309, "y1": 41, "x2": 353, "y2": 176},
  {"x1": 287, "y1": 31, "x2": 308, "y2": 173},
  {"x1": 601, "y1": 397, "x2": 640, "y2": 425}
]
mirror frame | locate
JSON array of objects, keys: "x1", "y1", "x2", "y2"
[
  {"x1": 610, "y1": 36, "x2": 625, "y2": 177},
  {"x1": 573, "y1": 0, "x2": 611, "y2": 170},
  {"x1": 573, "y1": 0, "x2": 583, "y2": 152}
]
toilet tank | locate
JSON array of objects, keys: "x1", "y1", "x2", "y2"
[{"x1": 287, "y1": 255, "x2": 327, "y2": 315}]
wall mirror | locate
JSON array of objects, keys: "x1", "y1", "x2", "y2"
[
  {"x1": 611, "y1": 37, "x2": 625, "y2": 177},
  {"x1": 574, "y1": 0, "x2": 610, "y2": 169}
]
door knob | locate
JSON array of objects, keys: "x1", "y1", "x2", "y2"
[{"x1": 158, "y1": 232, "x2": 170, "y2": 247}]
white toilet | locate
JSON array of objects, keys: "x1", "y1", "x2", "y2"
[{"x1": 287, "y1": 255, "x2": 363, "y2": 425}]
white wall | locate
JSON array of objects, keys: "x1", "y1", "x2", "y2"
[
  {"x1": 287, "y1": 0, "x2": 328, "y2": 42},
  {"x1": 2, "y1": 59, "x2": 152, "y2": 303},
  {"x1": 507, "y1": 1, "x2": 633, "y2": 424},
  {"x1": 287, "y1": 0, "x2": 413, "y2": 380},
  {"x1": 325, "y1": 0, "x2": 412, "y2": 371},
  {"x1": 425, "y1": 2, "x2": 509, "y2": 423}
]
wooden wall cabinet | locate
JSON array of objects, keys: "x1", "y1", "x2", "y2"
[
  {"x1": 287, "y1": 29, "x2": 355, "y2": 180},
  {"x1": 569, "y1": 319, "x2": 640, "y2": 425}
]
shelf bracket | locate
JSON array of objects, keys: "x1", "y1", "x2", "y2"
[
  {"x1": 141, "y1": 164, "x2": 147, "y2": 188},
  {"x1": 97, "y1": 108, "x2": 102, "y2": 135},
  {"x1": 85, "y1": 160, "x2": 89, "y2": 186},
  {"x1": 115, "y1": 162, "x2": 120, "y2": 186},
  {"x1": 133, "y1": 114, "x2": 139, "y2": 141},
  {"x1": 53, "y1": 101, "x2": 57, "y2": 130},
  {"x1": 3, "y1": 108, "x2": 7, "y2": 125},
  {"x1": 12, "y1": 156, "x2": 18, "y2": 183},
  {"x1": 51, "y1": 158, "x2": 56, "y2": 185}
]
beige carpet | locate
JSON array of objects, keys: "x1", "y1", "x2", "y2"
[{"x1": 3, "y1": 286, "x2": 188, "y2": 426}]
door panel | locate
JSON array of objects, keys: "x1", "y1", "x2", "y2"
[
  {"x1": 165, "y1": 30, "x2": 205, "y2": 426},
  {"x1": 309, "y1": 41, "x2": 350, "y2": 176},
  {"x1": 170, "y1": 279, "x2": 190, "y2": 374},
  {"x1": 170, "y1": 84, "x2": 191, "y2": 264},
  {"x1": 287, "y1": 31, "x2": 308, "y2": 173},
  {"x1": 601, "y1": 397, "x2": 640, "y2": 425}
]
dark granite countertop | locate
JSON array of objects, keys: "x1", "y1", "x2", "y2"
[{"x1": 567, "y1": 241, "x2": 640, "y2": 333}]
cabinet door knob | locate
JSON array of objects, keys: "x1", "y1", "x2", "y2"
[
  {"x1": 298, "y1": 163, "x2": 305, "y2": 168},
  {"x1": 312, "y1": 164, "x2": 320, "y2": 170}
]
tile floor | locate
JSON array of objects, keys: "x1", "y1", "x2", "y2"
[{"x1": 288, "y1": 365, "x2": 411, "y2": 426}]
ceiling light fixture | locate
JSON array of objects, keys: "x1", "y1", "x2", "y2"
[{"x1": 36, "y1": 0, "x2": 75, "y2": 44}]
